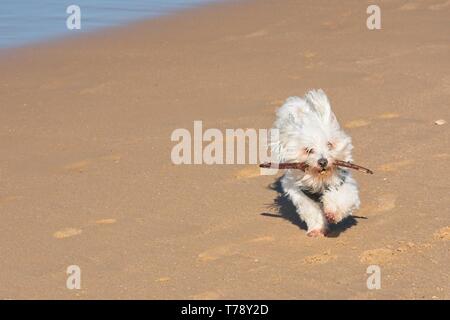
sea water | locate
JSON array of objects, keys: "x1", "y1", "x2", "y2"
[{"x1": 0, "y1": 0, "x2": 218, "y2": 48}]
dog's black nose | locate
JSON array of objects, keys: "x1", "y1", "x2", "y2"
[{"x1": 318, "y1": 158, "x2": 328, "y2": 168}]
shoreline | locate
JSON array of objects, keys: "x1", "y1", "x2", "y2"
[
  {"x1": 0, "y1": 0, "x2": 449, "y2": 299},
  {"x1": 0, "y1": 0, "x2": 230, "y2": 52},
  {"x1": 0, "y1": 0, "x2": 243, "y2": 56}
]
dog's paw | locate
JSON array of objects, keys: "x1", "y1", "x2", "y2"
[
  {"x1": 306, "y1": 229, "x2": 326, "y2": 237},
  {"x1": 325, "y1": 212, "x2": 342, "y2": 224}
]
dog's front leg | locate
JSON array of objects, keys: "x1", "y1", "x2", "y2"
[
  {"x1": 281, "y1": 174, "x2": 328, "y2": 237},
  {"x1": 322, "y1": 175, "x2": 360, "y2": 224}
]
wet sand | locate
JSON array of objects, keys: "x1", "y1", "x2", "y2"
[{"x1": 0, "y1": 0, "x2": 449, "y2": 299}]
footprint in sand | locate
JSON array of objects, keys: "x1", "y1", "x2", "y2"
[
  {"x1": 53, "y1": 218, "x2": 116, "y2": 239},
  {"x1": 378, "y1": 112, "x2": 400, "y2": 119},
  {"x1": 219, "y1": 30, "x2": 267, "y2": 42},
  {"x1": 321, "y1": 11, "x2": 350, "y2": 30},
  {"x1": 235, "y1": 167, "x2": 262, "y2": 179},
  {"x1": 361, "y1": 231, "x2": 448, "y2": 265},
  {"x1": 305, "y1": 61, "x2": 324, "y2": 69},
  {"x1": 321, "y1": 20, "x2": 341, "y2": 30},
  {"x1": 303, "y1": 250, "x2": 337, "y2": 265},
  {"x1": 303, "y1": 51, "x2": 320, "y2": 69},
  {"x1": 0, "y1": 196, "x2": 21, "y2": 205},
  {"x1": 398, "y1": 3, "x2": 420, "y2": 11},
  {"x1": 344, "y1": 119, "x2": 371, "y2": 129},
  {"x1": 429, "y1": 0, "x2": 450, "y2": 10},
  {"x1": 303, "y1": 51, "x2": 317, "y2": 59},
  {"x1": 191, "y1": 291, "x2": 223, "y2": 300},
  {"x1": 345, "y1": 112, "x2": 399, "y2": 129},
  {"x1": 249, "y1": 236, "x2": 275, "y2": 243},
  {"x1": 360, "y1": 241, "x2": 427, "y2": 264},
  {"x1": 359, "y1": 194, "x2": 397, "y2": 216},
  {"x1": 99, "y1": 154, "x2": 121, "y2": 163},
  {"x1": 433, "y1": 153, "x2": 450, "y2": 160},
  {"x1": 363, "y1": 73, "x2": 385, "y2": 84},
  {"x1": 53, "y1": 228, "x2": 83, "y2": 239},
  {"x1": 374, "y1": 194, "x2": 397, "y2": 213},
  {"x1": 434, "y1": 226, "x2": 450, "y2": 241},
  {"x1": 79, "y1": 81, "x2": 115, "y2": 95},
  {"x1": 95, "y1": 218, "x2": 117, "y2": 225},
  {"x1": 378, "y1": 160, "x2": 413, "y2": 172},
  {"x1": 360, "y1": 248, "x2": 395, "y2": 264},
  {"x1": 198, "y1": 244, "x2": 238, "y2": 262},
  {"x1": 198, "y1": 236, "x2": 274, "y2": 262},
  {"x1": 244, "y1": 29, "x2": 268, "y2": 38},
  {"x1": 63, "y1": 160, "x2": 90, "y2": 173},
  {"x1": 63, "y1": 154, "x2": 121, "y2": 173},
  {"x1": 39, "y1": 80, "x2": 64, "y2": 90}
]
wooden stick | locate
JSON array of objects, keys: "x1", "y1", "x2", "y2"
[
  {"x1": 259, "y1": 162, "x2": 308, "y2": 171},
  {"x1": 259, "y1": 160, "x2": 373, "y2": 175},
  {"x1": 333, "y1": 160, "x2": 373, "y2": 175}
]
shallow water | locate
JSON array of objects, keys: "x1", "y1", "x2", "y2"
[{"x1": 0, "y1": 0, "x2": 218, "y2": 48}]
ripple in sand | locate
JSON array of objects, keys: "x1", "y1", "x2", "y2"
[
  {"x1": 378, "y1": 160, "x2": 413, "y2": 172},
  {"x1": 53, "y1": 228, "x2": 82, "y2": 239},
  {"x1": 95, "y1": 218, "x2": 117, "y2": 225},
  {"x1": 344, "y1": 119, "x2": 370, "y2": 128},
  {"x1": 63, "y1": 160, "x2": 90, "y2": 173},
  {"x1": 378, "y1": 112, "x2": 400, "y2": 119},
  {"x1": 434, "y1": 226, "x2": 450, "y2": 241}
]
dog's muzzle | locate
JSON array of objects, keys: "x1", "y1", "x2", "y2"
[{"x1": 318, "y1": 158, "x2": 328, "y2": 169}]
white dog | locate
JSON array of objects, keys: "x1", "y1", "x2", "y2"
[{"x1": 271, "y1": 89, "x2": 360, "y2": 237}]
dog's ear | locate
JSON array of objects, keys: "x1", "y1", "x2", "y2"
[
  {"x1": 275, "y1": 96, "x2": 312, "y2": 125},
  {"x1": 305, "y1": 89, "x2": 337, "y2": 126}
]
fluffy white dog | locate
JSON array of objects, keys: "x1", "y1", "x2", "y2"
[{"x1": 271, "y1": 89, "x2": 360, "y2": 237}]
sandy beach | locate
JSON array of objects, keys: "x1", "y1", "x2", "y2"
[{"x1": 0, "y1": 0, "x2": 449, "y2": 299}]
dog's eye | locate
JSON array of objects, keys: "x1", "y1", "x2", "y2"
[
  {"x1": 327, "y1": 142, "x2": 334, "y2": 150},
  {"x1": 304, "y1": 148, "x2": 314, "y2": 155}
]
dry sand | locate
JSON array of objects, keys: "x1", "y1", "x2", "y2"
[{"x1": 0, "y1": 0, "x2": 449, "y2": 299}]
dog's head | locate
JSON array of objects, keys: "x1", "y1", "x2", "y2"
[
  {"x1": 297, "y1": 113, "x2": 352, "y2": 177},
  {"x1": 275, "y1": 90, "x2": 353, "y2": 178}
]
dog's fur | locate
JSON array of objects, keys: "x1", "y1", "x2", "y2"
[{"x1": 271, "y1": 89, "x2": 360, "y2": 237}]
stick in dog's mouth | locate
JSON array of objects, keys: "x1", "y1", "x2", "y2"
[{"x1": 259, "y1": 160, "x2": 373, "y2": 175}]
